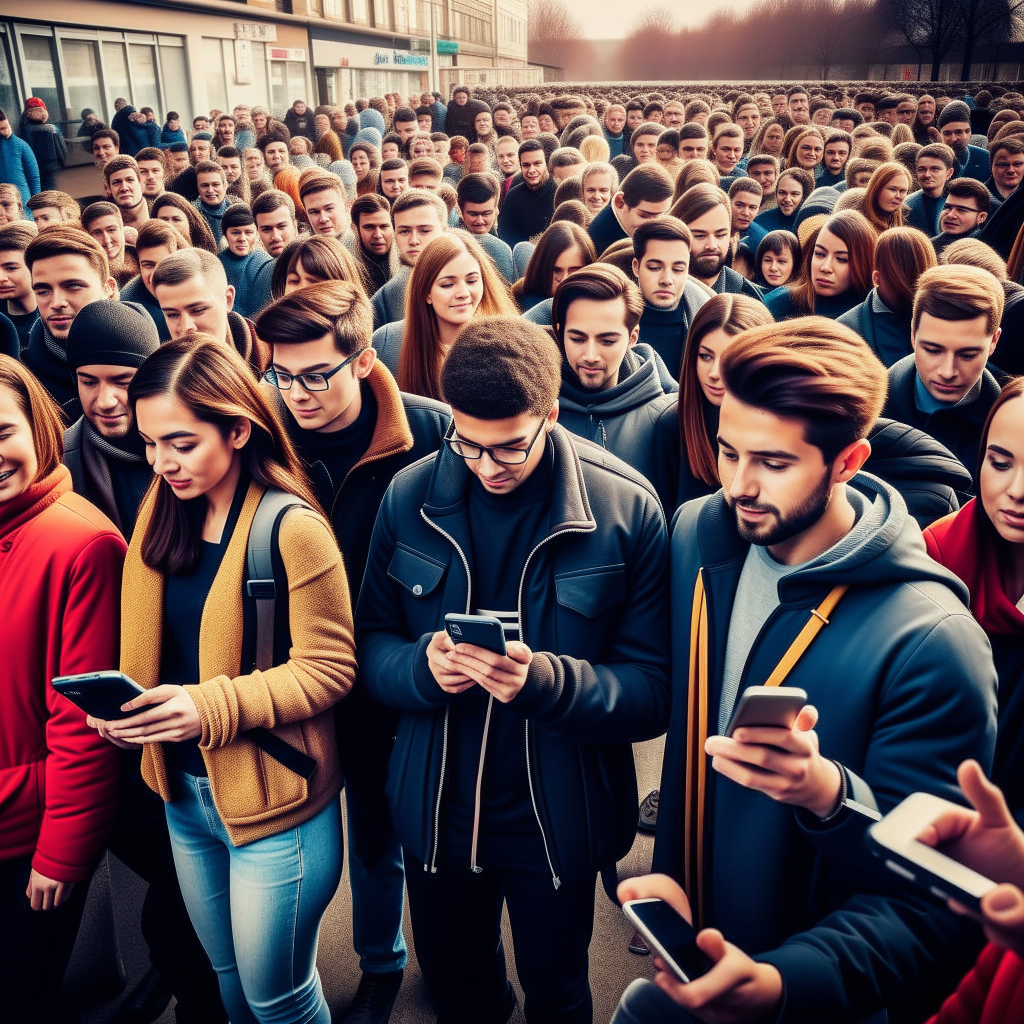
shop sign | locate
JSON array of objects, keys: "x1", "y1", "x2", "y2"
[
  {"x1": 234, "y1": 22, "x2": 277, "y2": 41},
  {"x1": 269, "y1": 47, "x2": 307, "y2": 61}
]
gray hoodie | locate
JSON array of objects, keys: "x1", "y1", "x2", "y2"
[{"x1": 558, "y1": 342, "x2": 678, "y2": 510}]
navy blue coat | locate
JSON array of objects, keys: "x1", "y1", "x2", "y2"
[
  {"x1": 656, "y1": 474, "x2": 997, "y2": 1021},
  {"x1": 355, "y1": 424, "x2": 670, "y2": 885}
]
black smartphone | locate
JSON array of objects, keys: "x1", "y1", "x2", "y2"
[
  {"x1": 52, "y1": 671, "x2": 147, "y2": 720},
  {"x1": 723, "y1": 685, "x2": 809, "y2": 738},
  {"x1": 869, "y1": 792, "x2": 998, "y2": 912},
  {"x1": 622, "y1": 898, "x2": 714, "y2": 983},
  {"x1": 444, "y1": 613, "x2": 508, "y2": 656}
]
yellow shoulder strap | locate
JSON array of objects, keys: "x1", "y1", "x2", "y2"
[{"x1": 682, "y1": 578, "x2": 848, "y2": 929}]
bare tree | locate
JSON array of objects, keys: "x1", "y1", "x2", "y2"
[
  {"x1": 527, "y1": 0, "x2": 584, "y2": 71},
  {"x1": 881, "y1": 0, "x2": 962, "y2": 80},
  {"x1": 619, "y1": 7, "x2": 680, "y2": 80},
  {"x1": 957, "y1": 0, "x2": 1024, "y2": 80}
]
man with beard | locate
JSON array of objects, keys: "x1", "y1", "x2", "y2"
[
  {"x1": 23, "y1": 226, "x2": 117, "y2": 419},
  {"x1": 610, "y1": 317, "x2": 997, "y2": 1024},
  {"x1": 939, "y1": 101, "x2": 990, "y2": 183},
  {"x1": 348, "y1": 193, "x2": 399, "y2": 295},
  {"x1": 553, "y1": 264, "x2": 678, "y2": 510},
  {"x1": 674, "y1": 184, "x2": 764, "y2": 300}
]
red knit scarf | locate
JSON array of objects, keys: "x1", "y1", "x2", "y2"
[{"x1": 0, "y1": 465, "x2": 71, "y2": 540}]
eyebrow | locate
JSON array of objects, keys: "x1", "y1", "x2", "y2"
[
  {"x1": 158, "y1": 430, "x2": 198, "y2": 441},
  {"x1": 988, "y1": 444, "x2": 1014, "y2": 457},
  {"x1": 273, "y1": 361, "x2": 331, "y2": 373},
  {"x1": 458, "y1": 432, "x2": 528, "y2": 446},
  {"x1": 0, "y1": 421, "x2": 16, "y2": 431},
  {"x1": 567, "y1": 328, "x2": 625, "y2": 339},
  {"x1": 717, "y1": 436, "x2": 799, "y2": 460}
]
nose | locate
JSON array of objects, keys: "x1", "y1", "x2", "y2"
[
  {"x1": 939, "y1": 353, "x2": 957, "y2": 379},
  {"x1": 727, "y1": 460, "x2": 758, "y2": 501},
  {"x1": 152, "y1": 446, "x2": 177, "y2": 476},
  {"x1": 708, "y1": 356, "x2": 721, "y2": 381}
]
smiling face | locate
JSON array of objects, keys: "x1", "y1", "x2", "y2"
[
  {"x1": 197, "y1": 171, "x2": 226, "y2": 207},
  {"x1": 380, "y1": 167, "x2": 409, "y2": 199},
  {"x1": 0, "y1": 385, "x2": 38, "y2": 503},
  {"x1": 452, "y1": 407, "x2": 555, "y2": 495},
  {"x1": 459, "y1": 197, "x2": 497, "y2": 235},
  {"x1": 136, "y1": 393, "x2": 248, "y2": 503},
  {"x1": 633, "y1": 238, "x2": 689, "y2": 310},
  {"x1": 939, "y1": 194, "x2": 987, "y2": 235},
  {"x1": 912, "y1": 310, "x2": 998, "y2": 404},
  {"x1": 561, "y1": 295, "x2": 638, "y2": 391},
  {"x1": 88, "y1": 214, "x2": 125, "y2": 264},
  {"x1": 775, "y1": 175, "x2": 804, "y2": 217},
  {"x1": 993, "y1": 147, "x2": 1024, "y2": 196},
  {"x1": 795, "y1": 136, "x2": 823, "y2": 170},
  {"x1": 980, "y1": 396, "x2": 1024, "y2": 547},
  {"x1": 917, "y1": 156, "x2": 954, "y2": 197},
  {"x1": 605, "y1": 108, "x2": 626, "y2": 135},
  {"x1": 0, "y1": 249, "x2": 34, "y2": 310},
  {"x1": 749, "y1": 162, "x2": 777, "y2": 193},
  {"x1": 731, "y1": 190, "x2": 760, "y2": 233},
  {"x1": 713, "y1": 135, "x2": 743, "y2": 173},
  {"x1": 496, "y1": 139, "x2": 519, "y2": 176},
  {"x1": 520, "y1": 149, "x2": 548, "y2": 189},
  {"x1": 32, "y1": 253, "x2": 115, "y2": 340},
  {"x1": 426, "y1": 250, "x2": 483, "y2": 332},
  {"x1": 583, "y1": 171, "x2": 613, "y2": 213},
  {"x1": 77, "y1": 364, "x2": 137, "y2": 439}
]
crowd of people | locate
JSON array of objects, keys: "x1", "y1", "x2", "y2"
[{"x1": 2, "y1": 77, "x2": 1024, "y2": 1024}]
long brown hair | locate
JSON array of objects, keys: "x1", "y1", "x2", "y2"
[
  {"x1": 512, "y1": 222, "x2": 595, "y2": 301},
  {"x1": 874, "y1": 226, "x2": 937, "y2": 312},
  {"x1": 978, "y1": 376, "x2": 1024, "y2": 489},
  {"x1": 863, "y1": 162, "x2": 911, "y2": 233},
  {"x1": 788, "y1": 210, "x2": 876, "y2": 315},
  {"x1": 151, "y1": 193, "x2": 218, "y2": 254},
  {"x1": 677, "y1": 295, "x2": 774, "y2": 486},
  {"x1": 129, "y1": 336, "x2": 320, "y2": 575},
  {"x1": 0, "y1": 354, "x2": 65, "y2": 479},
  {"x1": 398, "y1": 231, "x2": 518, "y2": 401}
]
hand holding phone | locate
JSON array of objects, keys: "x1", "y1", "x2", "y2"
[
  {"x1": 622, "y1": 897, "x2": 713, "y2": 983},
  {"x1": 723, "y1": 686, "x2": 808, "y2": 738},
  {"x1": 440, "y1": 614, "x2": 532, "y2": 705},
  {"x1": 444, "y1": 613, "x2": 507, "y2": 656},
  {"x1": 52, "y1": 671, "x2": 147, "y2": 721}
]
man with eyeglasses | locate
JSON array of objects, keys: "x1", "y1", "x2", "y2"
[
  {"x1": 930, "y1": 178, "x2": 992, "y2": 257},
  {"x1": 256, "y1": 280, "x2": 448, "y2": 1024},
  {"x1": 355, "y1": 314, "x2": 669, "y2": 1024}
]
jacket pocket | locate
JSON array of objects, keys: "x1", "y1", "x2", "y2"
[
  {"x1": 554, "y1": 564, "x2": 627, "y2": 618},
  {"x1": 387, "y1": 543, "x2": 447, "y2": 598}
]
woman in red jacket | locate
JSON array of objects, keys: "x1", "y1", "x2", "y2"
[{"x1": 0, "y1": 355, "x2": 126, "y2": 1023}]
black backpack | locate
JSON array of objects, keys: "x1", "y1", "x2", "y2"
[{"x1": 240, "y1": 487, "x2": 317, "y2": 780}]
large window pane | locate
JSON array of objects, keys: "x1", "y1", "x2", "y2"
[
  {"x1": 202, "y1": 37, "x2": 227, "y2": 115},
  {"x1": 373, "y1": 0, "x2": 392, "y2": 29},
  {"x1": 102, "y1": 40, "x2": 130, "y2": 113},
  {"x1": 351, "y1": 0, "x2": 369, "y2": 22},
  {"x1": 158, "y1": 43, "x2": 190, "y2": 122},
  {"x1": 130, "y1": 44, "x2": 159, "y2": 113},
  {"x1": 62, "y1": 39, "x2": 104, "y2": 126},
  {"x1": 0, "y1": 35, "x2": 18, "y2": 119},
  {"x1": 22, "y1": 35, "x2": 61, "y2": 117}
]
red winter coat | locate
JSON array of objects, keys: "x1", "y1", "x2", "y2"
[
  {"x1": 927, "y1": 943, "x2": 1024, "y2": 1024},
  {"x1": 0, "y1": 466, "x2": 125, "y2": 881}
]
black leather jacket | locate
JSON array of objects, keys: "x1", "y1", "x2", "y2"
[{"x1": 355, "y1": 424, "x2": 670, "y2": 886}]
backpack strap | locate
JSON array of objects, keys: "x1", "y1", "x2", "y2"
[
  {"x1": 683, "y1": 575, "x2": 848, "y2": 929},
  {"x1": 242, "y1": 487, "x2": 318, "y2": 781}
]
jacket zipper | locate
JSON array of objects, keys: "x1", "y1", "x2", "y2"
[
  {"x1": 517, "y1": 526, "x2": 590, "y2": 890},
  {"x1": 419, "y1": 508, "x2": 472, "y2": 875},
  {"x1": 469, "y1": 694, "x2": 494, "y2": 873}
]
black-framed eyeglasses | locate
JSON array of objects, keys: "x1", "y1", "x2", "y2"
[
  {"x1": 445, "y1": 417, "x2": 547, "y2": 466},
  {"x1": 264, "y1": 349, "x2": 366, "y2": 391}
]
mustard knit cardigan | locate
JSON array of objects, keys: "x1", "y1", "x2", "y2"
[{"x1": 121, "y1": 479, "x2": 356, "y2": 846}]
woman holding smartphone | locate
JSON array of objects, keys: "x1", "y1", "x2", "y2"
[
  {"x1": 923, "y1": 378, "x2": 1024, "y2": 820},
  {"x1": 87, "y1": 336, "x2": 356, "y2": 1024},
  {"x1": 0, "y1": 355, "x2": 125, "y2": 1021}
]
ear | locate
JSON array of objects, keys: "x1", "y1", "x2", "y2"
[
  {"x1": 613, "y1": 192, "x2": 625, "y2": 211},
  {"x1": 225, "y1": 285, "x2": 235, "y2": 311},
  {"x1": 356, "y1": 347, "x2": 377, "y2": 378},
  {"x1": 871, "y1": 269, "x2": 881, "y2": 288},
  {"x1": 545, "y1": 399, "x2": 560, "y2": 430},
  {"x1": 230, "y1": 417, "x2": 252, "y2": 450},
  {"x1": 978, "y1": 210, "x2": 988, "y2": 224},
  {"x1": 628, "y1": 325, "x2": 640, "y2": 347},
  {"x1": 989, "y1": 327, "x2": 1001, "y2": 356},
  {"x1": 104, "y1": 277, "x2": 117, "y2": 299},
  {"x1": 832, "y1": 437, "x2": 871, "y2": 484},
  {"x1": 632, "y1": 257, "x2": 640, "y2": 278}
]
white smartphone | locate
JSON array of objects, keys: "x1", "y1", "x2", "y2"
[
  {"x1": 723, "y1": 685, "x2": 808, "y2": 738},
  {"x1": 622, "y1": 898, "x2": 714, "y2": 983},
  {"x1": 869, "y1": 791, "x2": 997, "y2": 911}
]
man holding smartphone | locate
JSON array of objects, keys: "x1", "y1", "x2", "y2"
[
  {"x1": 356, "y1": 316, "x2": 669, "y2": 1023},
  {"x1": 612, "y1": 319, "x2": 998, "y2": 1024}
]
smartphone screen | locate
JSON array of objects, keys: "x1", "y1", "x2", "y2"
[{"x1": 627, "y1": 900, "x2": 713, "y2": 982}]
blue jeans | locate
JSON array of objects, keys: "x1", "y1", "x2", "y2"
[{"x1": 165, "y1": 773, "x2": 342, "y2": 1024}]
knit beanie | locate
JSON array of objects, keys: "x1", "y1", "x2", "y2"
[
  {"x1": 222, "y1": 204, "x2": 255, "y2": 231},
  {"x1": 192, "y1": 131, "x2": 213, "y2": 142},
  {"x1": 353, "y1": 126, "x2": 382, "y2": 149},
  {"x1": 938, "y1": 101, "x2": 971, "y2": 129},
  {"x1": 359, "y1": 108, "x2": 386, "y2": 135},
  {"x1": 168, "y1": 142, "x2": 188, "y2": 154},
  {"x1": 65, "y1": 301, "x2": 160, "y2": 372},
  {"x1": 795, "y1": 187, "x2": 840, "y2": 229},
  {"x1": 26, "y1": 97, "x2": 46, "y2": 110},
  {"x1": 329, "y1": 160, "x2": 358, "y2": 201}
]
